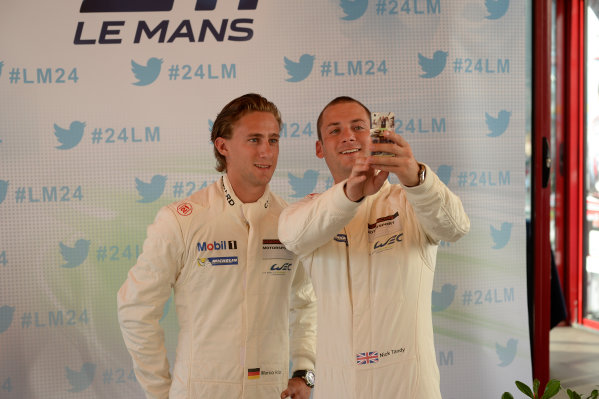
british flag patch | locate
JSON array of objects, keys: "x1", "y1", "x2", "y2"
[{"x1": 356, "y1": 351, "x2": 379, "y2": 365}]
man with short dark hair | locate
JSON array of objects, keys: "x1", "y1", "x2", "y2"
[
  {"x1": 279, "y1": 96, "x2": 470, "y2": 398},
  {"x1": 118, "y1": 93, "x2": 317, "y2": 399}
]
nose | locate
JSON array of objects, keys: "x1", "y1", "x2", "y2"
[
  {"x1": 340, "y1": 126, "x2": 356, "y2": 142},
  {"x1": 258, "y1": 141, "x2": 274, "y2": 158}
]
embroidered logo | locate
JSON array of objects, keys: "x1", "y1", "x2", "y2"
[
  {"x1": 176, "y1": 202, "x2": 192, "y2": 216},
  {"x1": 248, "y1": 368, "x2": 260, "y2": 380},
  {"x1": 356, "y1": 352, "x2": 379, "y2": 365},
  {"x1": 197, "y1": 240, "x2": 238, "y2": 251},
  {"x1": 262, "y1": 239, "x2": 293, "y2": 259},
  {"x1": 334, "y1": 234, "x2": 348, "y2": 246}
]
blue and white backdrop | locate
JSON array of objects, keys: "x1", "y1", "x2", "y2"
[{"x1": 0, "y1": 0, "x2": 532, "y2": 397}]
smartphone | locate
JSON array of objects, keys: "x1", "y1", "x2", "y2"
[{"x1": 370, "y1": 112, "x2": 395, "y2": 156}]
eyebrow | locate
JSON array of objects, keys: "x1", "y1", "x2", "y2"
[
  {"x1": 325, "y1": 119, "x2": 367, "y2": 129},
  {"x1": 248, "y1": 132, "x2": 280, "y2": 138}
]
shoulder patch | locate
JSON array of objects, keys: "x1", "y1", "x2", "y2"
[{"x1": 177, "y1": 202, "x2": 193, "y2": 216}]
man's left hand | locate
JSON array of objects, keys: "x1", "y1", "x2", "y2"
[
  {"x1": 280, "y1": 378, "x2": 312, "y2": 399},
  {"x1": 368, "y1": 131, "x2": 420, "y2": 187}
]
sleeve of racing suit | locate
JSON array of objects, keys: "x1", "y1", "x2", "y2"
[
  {"x1": 117, "y1": 206, "x2": 184, "y2": 399},
  {"x1": 278, "y1": 181, "x2": 361, "y2": 257},
  {"x1": 401, "y1": 163, "x2": 470, "y2": 244},
  {"x1": 288, "y1": 259, "x2": 317, "y2": 372}
]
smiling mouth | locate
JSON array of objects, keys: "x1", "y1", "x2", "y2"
[
  {"x1": 255, "y1": 164, "x2": 271, "y2": 169},
  {"x1": 340, "y1": 148, "x2": 360, "y2": 155}
]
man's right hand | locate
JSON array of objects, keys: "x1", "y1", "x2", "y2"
[{"x1": 344, "y1": 157, "x2": 388, "y2": 202}]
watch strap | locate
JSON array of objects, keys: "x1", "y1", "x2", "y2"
[{"x1": 292, "y1": 370, "x2": 307, "y2": 379}]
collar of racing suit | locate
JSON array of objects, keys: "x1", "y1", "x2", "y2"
[{"x1": 221, "y1": 175, "x2": 272, "y2": 209}]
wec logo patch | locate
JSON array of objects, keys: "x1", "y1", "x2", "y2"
[{"x1": 372, "y1": 233, "x2": 403, "y2": 253}]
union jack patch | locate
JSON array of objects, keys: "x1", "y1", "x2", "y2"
[{"x1": 356, "y1": 351, "x2": 379, "y2": 365}]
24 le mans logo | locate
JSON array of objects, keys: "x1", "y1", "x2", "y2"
[{"x1": 74, "y1": 0, "x2": 258, "y2": 45}]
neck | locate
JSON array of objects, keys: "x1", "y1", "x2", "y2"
[
  {"x1": 332, "y1": 171, "x2": 350, "y2": 185},
  {"x1": 226, "y1": 174, "x2": 266, "y2": 203}
]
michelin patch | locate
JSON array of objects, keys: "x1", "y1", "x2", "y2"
[{"x1": 197, "y1": 256, "x2": 239, "y2": 267}]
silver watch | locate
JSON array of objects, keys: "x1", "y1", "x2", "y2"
[
  {"x1": 292, "y1": 369, "x2": 315, "y2": 388},
  {"x1": 417, "y1": 163, "x2": 426, "y2": 185}
]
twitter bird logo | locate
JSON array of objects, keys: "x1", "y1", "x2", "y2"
[
  {"x1": 418, "y1": 50, "x2": 448, "y2": 78},
  {"x1": 131, "y1": 57, "x2": 163, "y2": 86},
  {"x1": 289, "y1": 170, "x2": 319, "y2": 198},
  {"x1": 54, "y1": 121, "x2": 86, "y2": 150},
  {"x1": 485, "y1": 0, "x2": 510, "y2": 20},
  {"x1": 0, "y1": 180, "x2": 8, "y2": 204},
  {"x1": 284, "y1": 54, "x2": 315, "y2": 82},
  {"x1": 432, "y1": 284, "x2": 457, "y2": 312},
  {"x1": 340, "y1": 0, "x2": 368, "y2": 20},
  {"x1": 485, "y1": 110, "x2": 511, "y2": 137},
  {"x1": 0, "y1": 305, "x2": 15, "y2": 334},
  {"x1": 490, "y1": 222, "x2": 512, "y2": 249},
  {"x1": 60, "y1": 239, "x2": 91, "y2": 268},
  {"x1": 136, "y1": 175, "x2": 167, "y2": 203},
  {"x1": 496, "y1": 338, "x2": 517, "y2": 367},
  {"x1": 66, "y1": 362, "x2": 96, "y2": 392},
  {"x1": 436, "y1": 165, "x2": 453, "y2": 186}
]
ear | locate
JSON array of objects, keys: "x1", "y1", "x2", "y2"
[
  {"x1": 214, "y1": 137, "x2": 228, "y2": 157},
  {"x1": 315, "y1": 140, "x2": 324, "y2": 159}
]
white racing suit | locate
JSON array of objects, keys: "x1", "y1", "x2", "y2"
[
  {"x1": 118, "y1": 175, "x2": 317, "y2": 399},
  {"x1": 278, "y1": 164, "x2": 470, "y2": 398}
]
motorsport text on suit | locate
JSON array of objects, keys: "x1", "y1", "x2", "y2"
[
  {"x1": 279, "y1": 164, "x2": 469, "y2": 398},
  {"x1": 118, "y1": 175, "x2": 317, "y2": 399}
]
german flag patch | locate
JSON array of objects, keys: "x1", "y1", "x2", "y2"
[{"x1": 247, "y1": 368, "x2": 260, "y2": 380}]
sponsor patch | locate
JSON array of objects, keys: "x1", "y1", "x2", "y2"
[
  {"x1": 248, "y1": 368, "x2": 260, "y2": 380},
  {"x1": 264, "y1": 262, "x2": 292, "y2": 276},
  {"x1": 262, "y1": 239, "x2": 293, "y2": 259},
  {"x1": 368, "y1": 212, "x2": 401, "y2": 242},
  {"x1": 371, "y1": 233, "x2": 403, "y2": 254},
  {"x1": 197, "y1": 256, "x2": 238, "y2": 267},
  {"x1": 334, "y1": 234, "x2": 348, "y2": 246},
  {"x1": 197, "y1": 240, "x2": 237, "y2": 252},
  {"x1": 356, "y1": 351, "x2": 379, "y2": 365},
  {"x1": 176, "y1": 202, "x2": 193, "y2": 216}
]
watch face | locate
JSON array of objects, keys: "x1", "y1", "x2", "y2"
[{"x1": 306, "y1": 370, "x2": 315, "y2": 386}]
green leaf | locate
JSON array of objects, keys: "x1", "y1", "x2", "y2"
[
  {"x1": 516, "y1": 381, "x2": 535, "y2": 398},
  {"x1": 502, "y1": 393, "x2": 514, "y2": 399},
  {"x1": 567, "y1": 389, "x2": 582, "y2": 399},
  {"x1": 541, "y1": 380, "x2": 561, "y2": 399},
  {"x1": 534, "y1": 379, "x2": 541, "y2": 397}
]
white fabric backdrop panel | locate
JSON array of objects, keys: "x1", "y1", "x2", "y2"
[{"x1": 0, "y1": 0, "x2": 532, "y2": 397}]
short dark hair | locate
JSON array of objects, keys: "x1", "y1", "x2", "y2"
[
  {"x1": 316, "y1": 96, "x2": 371, "y2": 141},
  {"x1": 211, "y1": 93, "x2": 282, "y2": 172}
]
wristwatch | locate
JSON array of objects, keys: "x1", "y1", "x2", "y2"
[
  {"x1": 417, "y1": 163, "x2": 426, "y2": 185},
  {"x1": 406, "y1": 163, "x2": 426, "y2": 187},
  {"x1": 292, "y1": 369, "x2": 315, "y2": 388}
]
